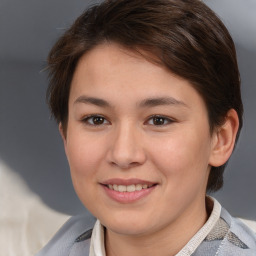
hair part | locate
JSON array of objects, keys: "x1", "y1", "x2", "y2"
[{"x1": 47, "y1": 0, "x2": 243, "y2": 192}]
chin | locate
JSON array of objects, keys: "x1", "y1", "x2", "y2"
[
  {"x1": 100, "y1": 212, "x2": 156, "y2": 236},
  {"x1": 107, "y1": 222, "x2": 150, "y2": 236}
]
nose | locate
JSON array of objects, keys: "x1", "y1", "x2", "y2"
[{"x1": 107, "y1": 124, "x2": 147, "y2": 169}]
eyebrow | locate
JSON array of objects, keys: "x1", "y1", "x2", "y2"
[
  {"x1": 74, "y1": 95, "x2": 188, "y2": 109},
  {"x1": 139, "y1": 97, "x2": 188, "y2": 108},
  {"x1": 74, "y1": 96, "x2": 111, "y2": 107}
]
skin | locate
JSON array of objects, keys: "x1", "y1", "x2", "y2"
[{"x1": 60, "y1": 43, "x2": 239, "y2": 256}]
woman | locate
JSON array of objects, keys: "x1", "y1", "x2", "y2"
[{"x1": 37, "y1": 0, "x2": 256, "y2": 255}]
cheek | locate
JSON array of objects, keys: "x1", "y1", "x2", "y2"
[
  {"x1": 65, "y1": 134, "x2": 105, "y2": 208},
  {"x1": 148, "y1": 130, "x2": 211, "y2": 185},
  {"x1": 65, "y1": 133, "x2": 105, "y2": 179}
]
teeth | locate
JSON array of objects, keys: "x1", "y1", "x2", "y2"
[
  {"x1": 135, "y1": 184, "x2": 142, "y2": 191},
  {"x1": 107, "y1": 184, "x2": 153, "y2": 192},
  {"x1": 127, "y1": 184, "x2": 135, "y2": 192},
  {"x1": 118, "y1": 185, "x2": 127, "y2": 192}
]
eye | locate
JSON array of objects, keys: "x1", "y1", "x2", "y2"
[
  {"x1": 147, "y1": 115, "x2": 174, "y2": 126},
  {"x1": 82, "y1": 115, "x2": 110, "y2": 126}
]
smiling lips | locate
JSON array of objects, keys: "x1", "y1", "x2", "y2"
[
  {"x1": 107, "y1": 184, "x2": 153, "y2": 192},
  {"x1": 101, "y1": 179, "x2": 157, "y2": 203}
]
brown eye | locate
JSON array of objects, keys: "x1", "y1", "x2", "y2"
[
  {"x1": 92, "y1": 116, "x2": 105, "y2": 125},
  {"x1": 82, "y1": 115, "x2": 110, "y2": 126},
  {"x1": 153, "y1": 116, "x2": 165, "y2": 125},
  {"x1": 147, "y1": 115, "x2": 174, "y2": 126}
]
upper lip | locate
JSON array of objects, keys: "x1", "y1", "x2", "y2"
[{"x1": 101, "y1": 178, "x2": 157, "y2": 186}]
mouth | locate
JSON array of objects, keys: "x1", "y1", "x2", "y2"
[
  {"x1": 105, "y1": 183, "x2": 155, "y2": 192},
  {"x1": 100, "y1": 178, "x2": 158, "y2": 203}
]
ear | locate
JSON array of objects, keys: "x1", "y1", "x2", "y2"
[
  {"x1": 209, "y1": 109, "x2": 240, "y2": 167},
  {"x1": 59, "y1": 122, "x2": 67, "y2": 148},
  {"x1": 59, "y1": 123, "x2": 70, "y2": 163}
]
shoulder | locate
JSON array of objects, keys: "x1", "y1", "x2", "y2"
[
  {"x1": 216, "y1": 207, "x2": 256, "y2": 256},
  {"x1": 36, "y1": 214, "x2": 95, "y2": 256},
  {"x1": 193, "y1": 198, "x2": 256, "y2": 256}
]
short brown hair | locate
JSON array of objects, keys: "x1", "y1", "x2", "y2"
[{"x1": 47, "y1": 0, "x2": 243, "y2": 192}]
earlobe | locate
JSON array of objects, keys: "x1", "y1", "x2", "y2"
[{"x1": 209, "y1": 109, "x2": 239, "y2": 167}]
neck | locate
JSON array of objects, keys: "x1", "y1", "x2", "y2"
[{"x1": 105, "y1": 197, "x2": 209, "y2": 256}]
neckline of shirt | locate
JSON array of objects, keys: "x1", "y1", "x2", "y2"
[{"x1": 89, "y1": 196, "x2": 221, "y2": 256}]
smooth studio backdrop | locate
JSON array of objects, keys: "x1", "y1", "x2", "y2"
[{"x1": 0, "y1": 0, "x2": 255, "y2": 219}]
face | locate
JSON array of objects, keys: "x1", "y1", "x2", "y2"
[{"x1": 63, "y1": 43, "x2": 216, "y2": 237}]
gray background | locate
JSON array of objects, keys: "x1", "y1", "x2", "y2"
[{"x1": 0, "y1": 0, "x2": 255, "y2": 219}]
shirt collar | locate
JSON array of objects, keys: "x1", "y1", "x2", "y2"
[
  {"x1": 90, "y1": 219, "x2": 106, "y2": 256},
  {"x1": 175, "y1": 196, "x2": 221, "y2": 256},
  {"x1": 89, "y1": 196, "x2": 221, "y2": 256}
]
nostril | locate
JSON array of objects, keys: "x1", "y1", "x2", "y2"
[{"x1": 110, "y1": 161, "x2": 141, "y2": 169}]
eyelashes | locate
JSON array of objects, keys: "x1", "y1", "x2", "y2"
[
  {"x1": 146, "y1": 115, "x2": 175, "y2": 126},
  {"x1": 81, "y1": 114, "x2": 175, "y2": 127},
  {"x1": 81, "y1": 114, "x2": 110, "y2": 126}
]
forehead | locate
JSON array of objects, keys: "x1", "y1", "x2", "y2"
[{"x1": 70, "y1": 43, "x2": 206, "y2": 111}]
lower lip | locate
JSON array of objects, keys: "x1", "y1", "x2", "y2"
[{"x1": 102, "y1": 185, "x2": 157, "y2": 203}]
